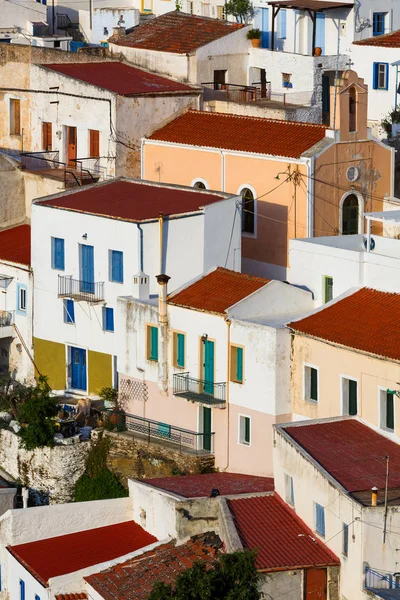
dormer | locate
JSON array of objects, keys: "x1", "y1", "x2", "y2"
[{"x1": 330, "y1": 70, "x2": 368, "y2": 142}]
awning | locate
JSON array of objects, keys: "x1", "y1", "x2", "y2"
[{"x1": 364, "y1": 210, "x2": 400, "y2": 223}]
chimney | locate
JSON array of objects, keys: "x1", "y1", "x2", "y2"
[
  {"x1": 371, "y1": 486, "x2": 378, "y2": 507},
  {"x1": 157, "y1": 273, "x2": 170, "y2": 393},
  {"x1": 112, "y1": 26, "x2": 126, "y2": 38}
]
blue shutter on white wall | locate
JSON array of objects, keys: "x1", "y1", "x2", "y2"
[
  {"x1": 315, "y1": 13, "x2": 325, "y2": 54},
  {"x1": 52, "y1": 237, "x2": 65, "y2": 270},
  {"x1": 111, "y1": 250, "x2": 123, "y2": 283},
  {"x1": 19, "y1": 580, "x2": 25, "y2": 600},
  {"x1": 103, "y1": 307, "x2": 114, "y2": 331},
  {"x1": 279, "y1": 9, "x2": 287, "y2": 38}
]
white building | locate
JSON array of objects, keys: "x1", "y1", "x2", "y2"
[
  {"x1": 288, "y1": 212, "x2": 400, "y2": 306},
  {"x1": 117, "y1": 267, "x2": 313, "y2": 475},
  {"x1": 274, "y1": 417, "x2": 400, "y2": 600},
  {"x1": 0, "y1": 225, "x2": 34, "y2": 383},
  {"x1": 31, "y1": 178, "x2": 240, "y2": 396}
]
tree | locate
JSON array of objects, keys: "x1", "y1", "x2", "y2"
[
  {"x1": 223, "y1": 0, "x2": 255, "y2": 24},
  {"x1": 147, "y1": 549, "x2": 262, "y2": 600},
  {"x1": 18, "y1": 376, "x2": 59, "y2": 450}
]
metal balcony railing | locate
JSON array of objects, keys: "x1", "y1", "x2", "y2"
[
  {"x1": 173, "y1": 372, "x2": 226, "y2": 407},
  {"x1": 58, "y1": 275, "x2": 104, "y2": 303},
  {"x1": 365, "y1": 566, "x2": 400, "y2": 591},
  {"x1": 104, "y1": 409, "x2": 215, "y2": 455},
  {"x1": 0, "y1": 310, "x2": 13, "y2": 327}
]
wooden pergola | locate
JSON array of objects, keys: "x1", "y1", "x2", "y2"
[{"x1": 267, "y1": 0, "x2": 353, "y2": 54}]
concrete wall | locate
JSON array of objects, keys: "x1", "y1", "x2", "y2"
[
  {"x1": 109, "y1": 44, "x2": 190, "y2": 81},
  {"x1": 0, "y1": 0, "x2": 47, "y2": 32},
  {"x1": 353, "y1": 1, "x2": 400, "y2": 41},
  {"x1": 204, "y1": 99, "x2": 321, "y2": 124},
  {"x1": 78, "y1": 7, "x2": 140, "y2": 44}
]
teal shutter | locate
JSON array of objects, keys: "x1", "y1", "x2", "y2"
[
  {"x1": 111, "y1": 250, "x2": 123, "y2": 283},
  {"x1": 151, "y1": 326, "x2": 158, "y2": 360},
  {"x1": 52, "y1": 237, "x2": 65, "y2": 270},
  {"x1": 348, "y1": 380, "x2": 357, "y2": 415},
  {"x1": 236, "y1": 347, "x2": 243, "y2": 382},
  {"x1": 310, "y1": 368, "x2": 318, "y2": 401},
  {"x1": 177, "y1": 333, "x2": 185, "y2": 367},
  {"x1": 244, "y1": 416, "x2": 250, "y2": 444},
  {"x1": 386, "y1": 392, "x2": 394, "y2": 430}
]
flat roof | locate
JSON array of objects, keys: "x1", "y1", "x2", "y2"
[
  {"x1": 280, "y1": 419, "x2": 400, "y2": 504},
  {"x1": 35, "y1": 179, "x2": 227, "y2": 223},
  {"x1": 0, "y1": 225, "x2": 31, "y2": 267},
  {"x1": 148, "y1": 110, "x2": 327, "y2": 159},
  {"x1": 42, "y1": 62, "x2": 195, "y2": 96},
  {"x1": 268, "y1": 0, "x2": 352, "y2": 9},
  {"x1": 8, "y1": 521, "x2": 157, "y2": 586},
  {"x1": 142, "y1": 472, "x2": 274, "y2": 498}
]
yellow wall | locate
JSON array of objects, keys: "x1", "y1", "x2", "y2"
[
  {"x1": 33, "y1": 337, "x2": 65, "y2": 390},
  {"x1": 88, "y1": 350, "x2": 112, "y2": 395}
]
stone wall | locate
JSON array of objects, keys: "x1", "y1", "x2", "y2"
[
  {"x1": 105, "y1": 431, "x2": 214, "y2": 483},
  {"x1": 0, "y1": 429, "x2": 91, "y2": 504}
]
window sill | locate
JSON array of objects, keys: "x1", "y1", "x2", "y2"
[
  {"x1": 304, "y1": 398, "x2": 318, "y2": 404},
  {"x1": 230, "y1": 379, "x2": 243, "y2": 385},
  {"x1": 173, "y1": 364, "x2": 186, "y2": 370},
  {"x1": 103, "y1": 329, "x2": 114, "y2": 333},
  {"x1": 238, "y1": 441, "x2": 251, "y2": 447},
  {"x1": 242, "y1": 231, "x2": 257, "y2": 239},
  {"x1": 110, "y1": 280, "x2": 124, "y2": 284},
  {"x1": 147, "y1": 358, "x2": 158, "y2": 363}
]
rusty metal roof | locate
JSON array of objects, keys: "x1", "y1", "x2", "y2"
[{"x1": 268, "y1": 0, "x2": 352, "y2": 10}]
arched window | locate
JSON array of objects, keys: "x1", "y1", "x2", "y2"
[
  {"x1": 349, "y1": 87, "x2": 356, "y2": 133},
  {"x1": 193, "y1": 180, "x2": 206, "y2": 190},
  {"x1": 241, "y1": 188, "x2": 255, "y2": 234},
  {"x1": 342, "y1": 194, "x2": 359, "y2": 234}
]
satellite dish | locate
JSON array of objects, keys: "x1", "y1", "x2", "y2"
[{"x1": 363, "y1": 237, "x2": 375, "y2": 251}]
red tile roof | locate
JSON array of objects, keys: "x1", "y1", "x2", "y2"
[
  {"x1": 283, "y1": 419, "x2": 400, "y2": 493},
  {"x1": 288, "y1": 288, "x2": 400, "y2": 362},
  {"x1": 168, "y1": 268, "x2": 270, "y2": 314},
  {"x1": 228, "y1": 494, "x2": 339, "y2": 571},
  {"x1": 109, "y1": 11, "x2": 243, "y2": 54},
  {"x1": 143, "y1": 472, "x2": 274, "y2": 498},
  {"x1": 36, "y1": 179, "x2": 225, "y2": 222},
  {"x1": 0, "y1": 225, "x2": 31, "y2": 266},
  {"x1": 85, "y1": 534, "x2": 221, "y2": 599},
  {"x1": 8, "y1": 521, "x2": 157, "y2": 586},
  {"x1": 148, "y1": 110, "x2": 327, "y2": 158},
  {"x1": 55, "y1": 595, "x2": 88, "y2": 600},
  {"x1": 353, "y1": 29, "x2": 400, "y2": 47},
  {"x1": 43, "y1": 62, "x2": 195, "y2": 95}
]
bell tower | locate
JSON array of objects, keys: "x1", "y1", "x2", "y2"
[{"x1": 330, "y1": 70, "x2": 368, "y2": 141}]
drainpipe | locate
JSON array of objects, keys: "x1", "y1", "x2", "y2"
[
  {"x1": 157, "y1": 273, "x2": 170, "y2": 393},
  {"x1": 221, "y1": 316, "x2": 231, "y2": 470},
  {"x1": 136, "y1": 224, "x2": 144, "y2": 271},
  {"x1": 158, "y1": 213, "x2": 164, "y2": 274}
]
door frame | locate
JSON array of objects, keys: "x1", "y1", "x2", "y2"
[
  {"x1": 200, "y1": 337, "x2": 216, "y2": 396},
  {"x1": 339, "y1": 191, "x2": 364, "y2": 235},
  {"x1": 198, "y1": 405, "x2": 213, "y2": 452},
  {"x1": 303, "y1": 567, "x2": 327, "y2": 600},
  {"x1": 67, "y1": 344, "x2": 88, "y2": 392},
  {"x1": 64, "y1": 125, "x2": 77, "y2": 166}
]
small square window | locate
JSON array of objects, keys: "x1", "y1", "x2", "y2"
[
  {"x1": 103, "y1": 307, "x2": 114, "y2": 332},
  {"x1": 17, "y1": 284, "x2": 27, "y2": 314},
  {"x1": 63, "y1": 299, "x2": 75, "y2": 324},
  {"x1": 284, "y1": 474, "x2": 294, "y2": 506},
  {"x1": 315, "y1": 502, "x2": 325, "y2": 536},
  {"x1": 147, "y1": 325, "x2": 158, "y2": 361},
  {"x1": 304, "y1": 365, "x2": 318, "y2": 402},
  {"x1": 230, "y1": 345, "x2": 243, "y2": 383},
  {"x1": 323, "y1": 276, "x2": 333, "y2": 303},
  {"x1": 343, "y1": 522, "x2": 349, "y2": 556},
  {"x1": 173, "y1": 332, "x2": 185, "y2": 368},
  {"x1": 239, "y1": 415, "x2": 250, "y2": 445}
]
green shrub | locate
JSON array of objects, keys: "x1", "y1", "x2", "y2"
[
  {"x1": 18, "y1": 377, "x2": 58, "y2": 450},
  {"x1": 74, "y1": 469, "x2": 128, "y2": 502}
]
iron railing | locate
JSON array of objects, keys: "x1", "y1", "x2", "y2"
[
  {"x1": 365, "y1": 566, "x2": 400, "y2": 591},
  {"x1": 202, "y1": 82, "x2": 260, "y2": 103},
  {"x1": 71, "y1": 157, "x2": 110, "y2": 180},
  {"x1": 173, "y1": 372, "x2": 226, "y2": 407},
  {"x1": 104, "y1": 409, "x2": 215, "y2": 455},
  {"x1": 58, "y1": 275, "x2": 105, "y2": 303},
  {"x1": 20, "y1": 152, "x2": 98, "y2": 187},
  {"x1": 0, "y1": 310, "x2": 13, "y2": 327}
]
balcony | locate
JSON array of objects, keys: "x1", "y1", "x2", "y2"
[
  {"x1": 0, "y1": 310, "x2": 15, "y2": 339},
  {"x1": 58, "y1": 276, "x2": 105, "y2": 303},
  {"x1": 202, "y1": 82, "x2": 270, "y2": 103},
  {"x1": 104, "y1": 410, "x2": 215, "y2": 455},
  {"x1": 20, "y1": 152, "x2": 110, "y2": 188},
  {"x1": 173, "y1": 373, "x2": 226, "y2": 408},
  {"x1": 365, "y1": 566, "x2": 400, "y2": 595}
]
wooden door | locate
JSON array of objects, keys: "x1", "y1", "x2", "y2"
[
  {"x1": 304, "y1": 568, "x2": 327, "y2": 600},
  {"x1": 203, "y1": 340, "x2": 215, "y2": 395},
  {"x1": 89, "y1": 129, "x2": 100, "y2": 158},
  {"x1": 42, "y1": 122, "x2": 52, "y2": 151},
  {"x1": 67, "y1": 126, "x2": 77, "y2": 166}
]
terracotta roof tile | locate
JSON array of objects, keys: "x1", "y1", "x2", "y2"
[
  {"x1": 109, "y1": 11, "x2": 243, "y2": 54},
  {"x1": 288, "y1": 288, "x2": 400, "y2": 361},
  {"x1": 43, "y1": 62, "x2": 194, "y2": 95},
  {"x1": 283, "y1": 419, "x2": 400, "y2": 493},
  {"x1": 85, "y1": 534, "x2": 222, "y2": 600},
  {"x1": 0, "y1": 225, "x2": 30, "y2": 266},
  {"x1": 36, "y1": 179, "x2": 225, "y2": 222},
  {"x1": 55, "y1": 594, "x2": 88, "y2": 600},
  {"x1": 143, "y1": 472, "x2": 274, "y2": 497},
  {"x1": 7, "y1": 521, "x2": 157, "y2": 586},
  {"x1": 168, "y1": 267, "x2": 269, "y2": 314},
  {"x1": 148, "y1": 110, "x2": 327, "y2": 158},
  {"x1": 228, "y1": 494, "x2": 339, "y2": 571},
  {"x1": 353, "y1": 29, "x2": 400, "y2": 47}
]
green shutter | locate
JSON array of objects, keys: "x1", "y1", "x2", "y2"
[
  {"x1": 150, "y1": 326, "x2": 158, "y2": 361},
  {"x1": 244, "y1": 416, "x2": 250, "y2": 444},
  {"x1": 324, "y1": 277, "x2": 333, "y2": 303},
  {"x1": 348, "y1": 380, "x2": 357, "y2": 415},
  {"x1": 236, "y1": 347, "x2": 243, "y2": 382},
  {"x1": 310, "y1": 368, "x2": 318, "y2": 401},
  {"x1": 177, "y1": 333, "x2": 185, "y2": 368},
  {"x1": 386, "y1": 392, "x2": 394, "y2": 430}
]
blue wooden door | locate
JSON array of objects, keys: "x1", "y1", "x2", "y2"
[
  {"x1": 203, "y1": 340, "x2": 214, "y2": 395},
  {"x1": 71, "y1": 347, "x2": 87, "y2": 391},
  {"x1": 80, "y1": 244, "x2": 94, "y2": 293},
  {"x1": 315, "y1": 13, "x2": 325, "y2": 54},
  {"x1": 261, "y1": 8, "x2": 269, "y2": 48}
]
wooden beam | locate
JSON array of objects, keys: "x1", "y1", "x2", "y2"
[
  {"x1": 271, "y1": 6, "x2": 280, "y2": 51},
  {"x1": 306, "y1": 9, "x2": 316, "y2": 56}
]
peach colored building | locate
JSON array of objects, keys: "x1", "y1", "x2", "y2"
[
  {"x1": 288, "y1": 288, "x2": 400, "y2": 440},
  {"x1": 117, "y1": 267, "x2": 313, "y2": 476},
  {"x1": 142, "y1": 70, "x2": 394, "y2": 279}
]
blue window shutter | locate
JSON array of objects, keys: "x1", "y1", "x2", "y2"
[
  {"x1": 236, "y1": 347, "x2": 243, "y2": 382},
  {"x1": 103, "y1": 307, "x2": 114, "y2": 331},
  {"x1": 315, "y1": 13, "x2": 325, "y2": 54},
  {"x1": 20, "y1": 580, "x2": 25, "y2": 600},
  {"x1": 177, "y1": 333, "x2": 184, "y2": 367},
  {"x1": 316, "y1": 503, "x2": 325, "y2": 536},
  {"x1": 52, "y1": 237, "x2": 65, "y2": 270},
  {"x1": 151, "y1": 326, "x2": 158, "y2": 360},
  {"x1": 373, "y1": 63, "x2": 379, "y2": 89},
  {"x1": 35, "y1": 596, "x2": 40, "y2": 600},
  {"x1": 385, "y1": 63, "x2": 389, "y2": 90},
  {"x1": 64, "y1": 299, "x2": 75, "y2": 323},
  {"x1": 279, "y1": 9, "x2": 287, "y2": 38},
  {"x1": 111, "y1": 250, "x2": 123, "y2": 283}
]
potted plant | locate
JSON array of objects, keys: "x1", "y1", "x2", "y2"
[
  {"x1": 99, "y1": 387, "x2": 119, "y2": 410},
  {"x1": 247, "y1": 28, "x2": 262, "y2": 48},
  {"x1": 314, "y1": 47, "x2": 322, "y2": 57}
]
